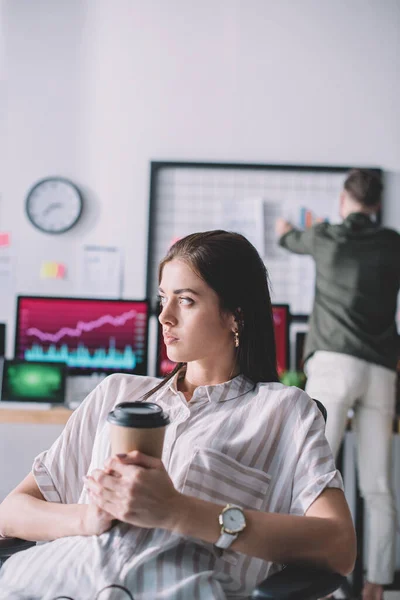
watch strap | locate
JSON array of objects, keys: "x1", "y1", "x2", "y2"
[{"x1": 215, "y1": 531, "x2": 238, "y2": 549}]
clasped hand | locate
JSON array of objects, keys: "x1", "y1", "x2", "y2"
[{"x1": 84, "y1": 451, "x2": 182, "y2": 532}]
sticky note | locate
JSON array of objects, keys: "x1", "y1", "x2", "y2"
[
  {"x1": 40, "y1": 262, "x2": 66, "y2": 279},
  {"x1": 0, "y1": 232, "x2": 10, "y2": 247}
]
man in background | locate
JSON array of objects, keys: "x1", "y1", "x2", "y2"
[{"x1": 276, "y1": 169, "x2": 400, "y2": 600}]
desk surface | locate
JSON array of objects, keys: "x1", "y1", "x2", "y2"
[
  {"x1": 0, "y1": 407, "x2": 73, "y2": 425},
  {"x1": 0, "y1": 407, "x2": 399, "y2": 431}
]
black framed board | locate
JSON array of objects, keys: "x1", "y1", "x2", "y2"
[{"x1": 146, "y1": 161, "x2": 382, "y2": 316}]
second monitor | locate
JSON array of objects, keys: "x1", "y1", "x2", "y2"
[
  {"x1": 14, "y1": 296, "x2": 150, "y2": 376},
  {"x1": 0, "y1": 359, "x2": 66, "y2": 405},
  {"x1": 156, "y1": 304, "x2": 290, "y2": 378}
]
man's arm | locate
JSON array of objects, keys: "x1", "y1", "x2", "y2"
[{"x1": 275, "y1": 218, "x2": 315, "y2": 255}]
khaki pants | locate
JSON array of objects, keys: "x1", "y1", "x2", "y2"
[{"x1": 305, "y1": 351, "x2": 397, "y2": 585}]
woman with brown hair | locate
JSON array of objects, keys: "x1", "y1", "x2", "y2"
[{"x1": 0, "y1": 231, "x2": 356, "y2": 600}]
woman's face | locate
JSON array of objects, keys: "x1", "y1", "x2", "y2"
[{"x1": 158, "y1": 259, "x2": 236, "y2": 366}]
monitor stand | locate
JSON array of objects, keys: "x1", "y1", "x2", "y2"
[{"x1": 65, "y1": 373, "x2": 106, "y2": 408}]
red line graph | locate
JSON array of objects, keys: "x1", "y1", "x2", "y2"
[{"x1": 26, "y1": 310, "x2": 138, "y2": 343}]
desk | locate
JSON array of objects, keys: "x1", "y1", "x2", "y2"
[
  {"x1": 0, "y1": 407, "x2": 72, "y2": 425},
  {"x1": 0, "y1": 411, "x2": 70, "y2": 500},
  {"x1": 1, "y1": 408, "x2": 397, "y2": 429}
]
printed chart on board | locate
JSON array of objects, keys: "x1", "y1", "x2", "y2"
[{"x1": 147, "y1": 164, "x2": 348, "y2": 315}]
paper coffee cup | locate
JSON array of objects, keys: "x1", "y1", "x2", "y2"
[{"x1": 107, "y1": 402, "x2": 170, "y2": 458}]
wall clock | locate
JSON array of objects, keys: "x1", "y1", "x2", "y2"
[{"x1": 25, "y1": 177, "x2": 83, "y2": 234}]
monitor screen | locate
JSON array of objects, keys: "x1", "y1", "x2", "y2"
[
  {"x1": 15, "y1": 296, "x2": 149, "y2": 376},
  {"x1": 272, "y1": 304, "x2": 290, "y2": 375},
  {"x1": 0, "y1": 323, "x2": 5, "y2": 357},
  {"x1": 156, "y1": 324, "x2": 176, "y2": 378},
  {"x1": 156, "y1": 304, "x2": 290, "y2": 378},
  {"x1": 295, "y1": 331, "x2": 307, "y2": 371},
  {"x1": 0, "y1": 359, "x2": 66, "y2": 404}
]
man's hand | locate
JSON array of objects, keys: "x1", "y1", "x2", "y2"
[
  {"x1": 275, "y1": 218, "x2": 293, "y2": 238},
  {"x1": 85, "y1": 451, "x2": 183, "y2": 531}
]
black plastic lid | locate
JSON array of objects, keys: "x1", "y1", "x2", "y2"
[{"x1": 107, "y1": 402, "x2": 170, "y2": 429}]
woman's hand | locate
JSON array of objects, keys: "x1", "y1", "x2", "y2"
[
  {"x1": 81, "y1": 502, "x2": 114, "y2": 537},
  {"x1": 84, "y1": 451, "x2": 183, "y2": 531}
]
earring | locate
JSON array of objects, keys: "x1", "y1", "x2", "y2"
[{"x1": 234, "y1": 331, "x2": 239, "y2": 348}]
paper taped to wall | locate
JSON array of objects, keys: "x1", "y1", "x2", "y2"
[{"x1": 78, "y1": 245, "x2": 123, "y2": 298}]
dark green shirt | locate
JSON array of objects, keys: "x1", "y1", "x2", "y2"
[{"x1": 279, "y1": 213, "x2": 400, "y2": 371}]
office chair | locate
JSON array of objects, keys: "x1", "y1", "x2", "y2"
[{"x1": 0, "y1": 399, "x2": 348, "y2": 599}]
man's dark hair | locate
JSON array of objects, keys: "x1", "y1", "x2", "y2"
[{"x1": 344, "y1": 169, "x2": 383, "y2": 207}]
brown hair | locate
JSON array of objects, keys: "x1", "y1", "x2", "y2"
[{"x1": 344, "y1": 169, "x2": 383, "y2": 208}]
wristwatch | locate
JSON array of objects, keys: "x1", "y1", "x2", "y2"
[{"x1": 215, "y1": 504, "x2": 246, "y2": 549}]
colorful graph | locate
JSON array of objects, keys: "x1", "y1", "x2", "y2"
[
  {"x1": 299, "y1": 207, "x2": 329, "y2": 229},
  {"x1": 25, "y1": 338, "x2": 138, "y2": 370},
  {"x1": 26, "y1": 310, "x2": 138, "y2": 343},
  {"x1": 15, "y1": 297, "x2": 149, "y2": 374}
]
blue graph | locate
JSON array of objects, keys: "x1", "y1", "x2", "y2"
[{"x1": 25, "y1": 338, "x2": 142, "y2": 370}]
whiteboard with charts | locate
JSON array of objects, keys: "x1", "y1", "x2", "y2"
[{"x1": 146, "y1": 162, "x2": 380, "y2": 316}]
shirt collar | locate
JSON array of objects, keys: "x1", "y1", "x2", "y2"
[
  {"x1": 343, "y1": 212, "x2": 376, "y2": 230},
  {"x1": 159, "y1": 367, "x2": 255, "y2": 403}
]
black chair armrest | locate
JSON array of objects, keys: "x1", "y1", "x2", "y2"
[
  {"x1": 251, "y1": 564, "x2": 347, "y2": 600},
  {"x1": 0, "y1": 536, "x2": 36, "y2": 560}
]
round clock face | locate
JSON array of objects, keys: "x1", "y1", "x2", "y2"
[{"x1": 25, "y1": 177, "x2": 83, "y2": 234}]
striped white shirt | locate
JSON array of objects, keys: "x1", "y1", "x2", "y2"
[{"x1": 0, "y1": 372, "x2": 343, "y2": 600}]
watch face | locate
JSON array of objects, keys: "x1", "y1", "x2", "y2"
[
  {"x1": 25, "y1": 177, "x2": 83, "y2": 234},
  {"x1": 222, "y1": 506, "x2": 246, "y2": 534}
]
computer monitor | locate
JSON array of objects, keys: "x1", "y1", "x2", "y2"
[
  {"x1": 289, "y1": 320, "x2": 309, "y2": 372},
  {"x1": 0, "y1": 323, "x2": 5, "y2": 357},
  {"x1": 155, "y1": 304, "x2": 290, "y2": 378},
  {"x1": 0, "y1": 359, "x2": 66, "y2": 404},
  {"x1": 14, "y1": 296, "x2": 150, "y2": 376},
  {"x1": 156, "y1": 324, "x2": 176, "y2": 378},
  {"x1": 272, "y1": 304, "x2": 290, "y2": 375},
  {"x1": 295, "y1": 331, "x2": 307, "y2": 371}
]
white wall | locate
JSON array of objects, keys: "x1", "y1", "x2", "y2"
[
  {"x1": 1, "y1": 0, "x2": 399, "y2": 353},
  {"x1": 0, "y1": 422, "x2": 64, "y2": 498},
  {"x1": 0, "y1": 0, "x2": 400, "y2": 580},
  {"x1": 0, "y1": 0, "x2": 399, "y2": 567}
]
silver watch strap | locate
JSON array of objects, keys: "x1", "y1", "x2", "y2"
[{"x1": 215, "y1": 531, "x2": 238, "y2": 549}]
